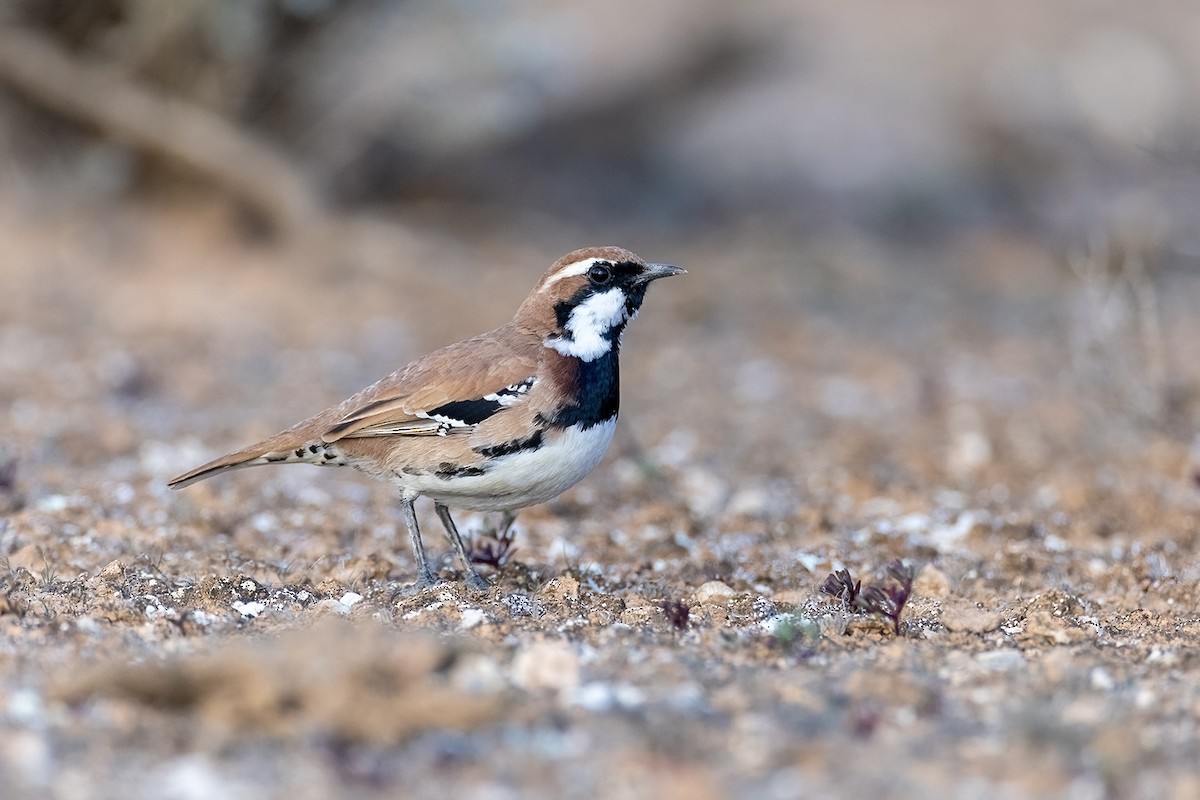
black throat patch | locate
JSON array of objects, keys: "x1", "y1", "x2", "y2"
[{"x1": 543, "y1": 347, "x2": 620, "y2": 430}]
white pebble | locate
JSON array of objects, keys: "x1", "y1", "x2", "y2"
[
  {"x1": 318, "y1": 598, "x2": 352, "y2": 616},
  {"x1": 231, "y1": 601, "x2": 265, "y2": 619},
  {"x1": 692, "y1": 580, "x2": 737, "y2": 603},
  {"x1": 459, "y1": 608, "x2": 487, "y2": 629}
]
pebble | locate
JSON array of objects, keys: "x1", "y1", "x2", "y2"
[
  {"x1": 97, "y1": 559, "x2": 126, "y2": 582},
  {"x1": 317, "y1": 598, "x2": 353, "y2": 616},
  {"x1": 459, "y1": 608, "x2": 487, "y2": 629},
  {"x1": 691, "y1": 580, "x2": 737, "y2": 604},
  {"x1": 540, "y1": 575, "x2": 580, "y2": 603},
  {"x1": 941, "y1": 604, "x2": 1000, "y2": 633},
  {"x1": 231, "y1": 601, "x2": 265, "y2": 619},
  {"x1": 1019, "y1": 610, "x2": 1089, "y2": 645}
]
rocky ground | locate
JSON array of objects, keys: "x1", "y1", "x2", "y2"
[{"x1": 1, "y1": 196, "x2": 1199, "y2": 800}]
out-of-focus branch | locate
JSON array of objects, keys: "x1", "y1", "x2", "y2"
[{"x1": 0, "y1": 25, "x2": 322, "y2": 232}]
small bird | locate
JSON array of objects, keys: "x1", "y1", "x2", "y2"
[{"x1": 169, "y1": 246, "x2": 684, "y2": 590}]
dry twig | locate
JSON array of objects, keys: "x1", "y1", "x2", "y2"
[{"x1": 0, "y1": 25, "x2": 321, "y2": 232}]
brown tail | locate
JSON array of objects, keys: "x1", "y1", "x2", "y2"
[
  {"x1": 168, "y1": 452, "x2": 268, "y2": 489},
  {"x1": 167, "y1": 429, "x2": 315, "y2": 490}
]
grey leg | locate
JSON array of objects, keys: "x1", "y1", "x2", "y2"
[
  {"x1": 435, "y1": 503, "x2": 490, "y2": 590},
  {"x1": 400, "y1": 496, "x2": 438, "y2": 587}
]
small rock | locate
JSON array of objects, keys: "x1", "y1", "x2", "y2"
[
  {"x1": 941, "y1": 604, "x2": 1001, "y2": 633},
  {"x1": 503, "y1": 594, "x2": 545, "y2": 618},
  {"x1": 459, "y1": 608, "x2": 487, "y2": 629},
  {"x1": 619, "y1": 596, "x2": 655, "y2": 626},
  {"x1": 317, "y1": 597, "x2": 353, "y2": 616},
  {"x1": 1018, "y1": 610, "x2": 1090, "y2": 645},
  {"x1": 540, "y1": 575, "x2": 580, "y2": 603},
  {"x1": 231, "y1": 600, "x2": 266, "y2": 619},
  {"x1": 97, "y1": 559, "x2": 126, "y2": 583},
  {"x1": 510, "y1": 641, "x2": 579, "y2": 693},
  {"x1": 338, "y1": 592, "x2": 363, "y2": 608},
  {"x1": 691, "y1": 580, "x2": 737, "y2": 604}
]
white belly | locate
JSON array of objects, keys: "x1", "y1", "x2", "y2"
[{"x1": 399, "y1": 419, "x2": 617, "y2": 511}]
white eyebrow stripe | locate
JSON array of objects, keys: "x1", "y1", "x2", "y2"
[{"x1": 541, "y1": 257, "x2": 610, "y2": 289}]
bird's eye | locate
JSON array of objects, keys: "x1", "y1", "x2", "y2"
[{"x1": 587, "y1": 264, "x2": 612, "y2": 285}]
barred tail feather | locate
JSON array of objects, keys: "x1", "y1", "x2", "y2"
[{"x1": 168, "y1": 429, "x2": 350, "y2": 489}]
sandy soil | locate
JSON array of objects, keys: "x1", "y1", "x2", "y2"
[{"x1": 1, "y1": 197, "x2": 1199, "y2": 800}]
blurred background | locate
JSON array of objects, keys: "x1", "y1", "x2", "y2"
[
  {"x1": 2, "y1": 0, "x2": 1198, "y2": 243},
  {"x1": 2, "y1": 0, "x2": 1199, "y2": 486},
  {"x1": 4, "y1": 4, "x2": 1200, "y2": 797}
]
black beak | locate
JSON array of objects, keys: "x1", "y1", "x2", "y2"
[{"x1": 639, "y1": 263, "x2": 686, "y2": 284}]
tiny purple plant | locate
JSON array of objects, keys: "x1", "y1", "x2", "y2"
[
  {"x1": 465, "y1": 512, "x2": 518, "y2": 569},
  {"x1": 822, "y1": 559, "x2": 918, "y2": 634},
  {"x1": 820, "y1": 569, "x2": 861, "y2": 605},
  {"x1": 661, "y1": 599, "x2": 690, "y2": 630}
]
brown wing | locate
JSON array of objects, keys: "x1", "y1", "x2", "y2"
[{"x1": 321, "y1": 323, "x2": 540, "y2": 443}]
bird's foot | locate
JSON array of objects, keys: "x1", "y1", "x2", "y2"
[
  {"x1": 390, "y1": 571, "x2": 442, "y2": 600},
  {"x1": 463, "y1": 570, "x2": 491, "y2": 592}
]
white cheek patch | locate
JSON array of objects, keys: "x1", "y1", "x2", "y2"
[{"x1": 547, "y1": 288, "x2": 628, "y2": 361}]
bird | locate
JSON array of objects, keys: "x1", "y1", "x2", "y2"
[{"x1": 168, "y1": 246, "x2": 684, "y2": 590}]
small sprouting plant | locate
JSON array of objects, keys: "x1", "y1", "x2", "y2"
[
  {"x1": 661, "y1": 599, "x2": 690, "y2": 630},
  {"x1": 820, "y1": 569, "x2": 861, "y2": 605},
  {"x1": 38, "y1": 558, "x2": 60, "y2": 590},
  {"x1": 821, "y1": 559, "x2": 917, "y2": 634},
  {"x1": 466, "y1": 511, "x2": 518, "y2": 569}
]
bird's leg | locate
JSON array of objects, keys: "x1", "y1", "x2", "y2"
[
  {"x1": 400, "y1": 496, "x2": 438, "y2": 588},
  {"x1": 435, "y1": 503, "x2": 490, "y2": 591}
]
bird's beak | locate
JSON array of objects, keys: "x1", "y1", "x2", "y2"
[{"x1": 639, "y1": 263, "x2": 686, "y2": 283}]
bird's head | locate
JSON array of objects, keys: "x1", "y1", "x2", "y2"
[{"x1": 515, "y1": 246, "x2": 684, "y2": 361}]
